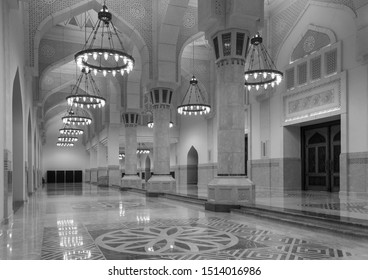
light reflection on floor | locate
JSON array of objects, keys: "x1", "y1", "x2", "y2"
[{"x1": 0, "y1": 183, "x2": 367, "y2": 260}]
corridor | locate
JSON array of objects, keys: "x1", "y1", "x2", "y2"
[{"x1": 0, "y1": 184, "x2": 367, "y2": 260}]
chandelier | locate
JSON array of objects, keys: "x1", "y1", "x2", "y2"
[
  {"x1": 62, "y1": 109, "x2": 92, "y2": 126},
  {"x1": 119, "y1": 153, "x2": 125, "y2": 160},
  {"x1": 177, "y1": 41, "x2": 211, "y2": 116},
  {"x1": 244, "y1": 33, "x2": 283, "y2": 91},
  {"x1": 59, "y1": 127, "x2": 84, "y2": 136},
  {"x1": 136, "y1": 143, "x2": 150, "y2": 154},
  {"x1": 66, "y1": 68, "x2": 106, "y2": 109},
  {"x1": 58, "y1": 136, "x2": 78, "y2": 142},
  {"x1": 57, "y1": 142, "x2": 74, "y2": 147},
  {"x1": 177, "y1": 76, "x2": 211, "y2": 116},
  {"x1": 74, "y1": 2, "x2": 134, "y2": 77}
]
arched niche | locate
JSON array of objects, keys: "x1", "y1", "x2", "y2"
[
  {"x1": 27, "y1": 112, "x2": 33, "y2": 195},
  {"x1": 12, "y1": 69, "x2": 25, "y2": 210},
  {"x1": 145, "y1": 156, "x2": 151, "y2": 182},
  {"x1": 187, "y1": 145, "x2": 198, "y2": 197}
]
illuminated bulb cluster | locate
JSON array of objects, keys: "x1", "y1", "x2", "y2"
[
  {"x1": 62, "y1": 116, "x2": 92, "y2": 126},
  {"x1": 74, "y1": 3, "x2": 134, "y2": 78},
  {"x1": 136, "y1": 149, "x2": 150, "y2": 154},
  {"x1": 59, "y1": 128, "x2": 84, "y2": 136},
  {"x1": 67, "y1": 95, "x2": 106, "y2": 109},
  {"x1": 177, "y1": 76, "x2": 211, "y2": 116},
  {"x1": 244, "y1": 33, "x2": 283, "y2": 91},
  {"x1": 58, "y1": 136, "x2": 78, "y2": 142},
  {"x1": 177, "y1": 105, "x2": 211, "y2": 116},
  {"x1": 244, "y1": 70, "x2": 283, "y2": 91},
  {"x1": 75, "y1": 53, "x2": 134, "y2": 77},
  {"x1": 56, "y1": 142, "x2": 74, "y2": 147},
  {"x1": 147, "y1": 121, "x2": 174, "y2": 128},
  {"x1": 118, "y1": 153, "x2": 125, "y2": 160}
]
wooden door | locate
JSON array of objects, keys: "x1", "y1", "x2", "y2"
[
  {"x1": 330, "y1": 125, "x2": 340, "y2": 192},
  {"x1": 305, "y1": 127, "x2": 329, "y2": 191},
  {"x1": 302, "y1": 122, "x2": 341, "y2": 192}
]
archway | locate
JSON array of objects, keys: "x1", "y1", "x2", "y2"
[
  {"x1": 187, "y1": 146, "x2": 198, "y2": 197},
  {"x1": 145, "y1": 156, "x2": 151, "y2": 182},
  {"x1": 27, "y1": 112, "x2": 33, "y2": 195},
  {"x1": 12, "y1": 69, "x2": 25, "y2": 211}
]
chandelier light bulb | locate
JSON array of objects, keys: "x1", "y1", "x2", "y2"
[
  {"x1": 103, "y1": 70, "x2": 107, "y2": 77},
  {"x1": 93, "y1": 52, "x2": 98, "y2": 60},
  {"x1": 271, "y1": 82, "x2": 275, "y2": 88},
  {"x1": 256, "y1": 85, "x2": 260, "y2": 91},
  {"x1": 254, "y1": 73, "x2": 258, "y2": 79},
  {"x1": 264, "y1": 83, "x2": 268, "y2": 89},
  {"x1": 104, "y1": 52, "x2": 109, "y2": 60},
  {"x1": 93, "y1": 69, "x2": 97, "y2": 76},
  {"x1": 245, "y1": 74, "x2": 249, "y2": 81},
  {"x1": 112, "y1": 70, "x2": 116, "y2": 77},
  {"x1": 263, "y1": 72, "x2": 267, "y2": 79},
  {"x1": 114, "y1": 54, "x2": 119, "y2": 62}
]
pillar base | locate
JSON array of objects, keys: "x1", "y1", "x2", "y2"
[
  {"x1": 90, "y1": 168, "x2": 97, "y2": 184},
  {"x1": 97, "y1": 167, "x2": 108, "y2": 187},
  {"x1": 121, "y1": 175, "x2": 142, "y2": 190},
  {"x1": 205, "y1": 176, "x2": 255, "y2": 212},
  {"x1": 85, "y1": 169, "x2": 91, "y2": 183},
  {"x1": 108, "y1": 165, "x2": 121, "y2": 187},
  {"x1": 146, "y1": 175, "x2": 176, "y2": 196}
]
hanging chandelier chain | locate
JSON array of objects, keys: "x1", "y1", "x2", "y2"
[
  {"x1": 89, "y1": 74, "x2": 102, "y2": 97},
  {"x1": 111, "y1": 22, "x2": 126, "y2": 51}
]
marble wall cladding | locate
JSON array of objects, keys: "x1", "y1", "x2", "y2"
[
  {"x1": 282, "y1": 158, "x2": 301, "y2": 191},
  {"x1": 173, "y1": 164, "x2": 217, "y2": 198},
  {"x1": 344, "y1": 152, "x2": 368, "y2": 194},
  {"x1": 250, "y1": 158, "x2": 301, "y2": 191}
]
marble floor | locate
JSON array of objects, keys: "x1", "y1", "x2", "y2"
[{"x1": 1, "y1": 183, "x2": 368, "y2": 260}]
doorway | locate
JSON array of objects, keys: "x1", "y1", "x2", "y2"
[
  {"x1": 145, "y1": 156, "x2": 151, "y2": 182},
  {"x1": 12, "y1": 70, "x2": 25, "y2": 210},
  {"x1": 301, "y1": 121, "x2": 340, "y2": 192},
  {"x1": 187, "y1": 146, "x2": 198, "y2": 197}
]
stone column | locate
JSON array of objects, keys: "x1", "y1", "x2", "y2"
[
  {"x1": 85, "y1": 150, "x2": 91, "y2": 183},
  {"x1": 199, "y1": 0, "x2": 263, "y2": 211},
  {"x1": 97, "y1": 143, "x2": 108, "y2": 187},
  {"x1": 146, "y1": 87, "x2": 176, "y2": 196},
  {"x1": 90, "y1": 147, "x2": 97, "y2": 184},
  {"x1": 121, "y1": 112, "x2": 142, "y2": 189},
  {"x1": 107, "y1": 124, "x2": 121, "y2": 187}
]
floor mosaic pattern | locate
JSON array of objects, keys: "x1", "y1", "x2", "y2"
[{"x1": 1, "y1": 183, "x2": 368, "y2": 260}]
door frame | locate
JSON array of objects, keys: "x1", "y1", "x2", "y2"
[{"x1": 301, "y1": 120, "x2": 340, "y2": 192}]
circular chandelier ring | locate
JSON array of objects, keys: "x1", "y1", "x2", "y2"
[
  {"x1": 67, "y1": 94, "x2": 106, "y2": 108},
  {"x1": 177, "y1": 103, "x2": 211, "y2": 115},
  {"x1": 75, "y1": 49, "x2": 135, "y2": 75},
  {"x1": 62, "y1": 116, "x2": 92, "y2": 126},
  {"x1": 56, "y1": 142, "x2": 75, "y2": 147},
  {"x1": 58, "y1": 136, "x2": 78, "y2": 142},
  {"x1": 59, "y1": 128, "x2": 84, "y2": 135}
]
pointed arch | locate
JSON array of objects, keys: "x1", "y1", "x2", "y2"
[
  {"x1": 187, "y1": 145, "x2": 198, "y2": 197},
  {"x1": 27, "y1": 111, "x2": 33, "y2": 195},
  {"x1": 145, "y1": 155, "x2": 151, "y2": 182},
  {"x1": 33, "y1": 0, "x2": 149, "y2": 83},
  {"x1": 12, "y1": 68, "x2": 25, "y2": 209}
]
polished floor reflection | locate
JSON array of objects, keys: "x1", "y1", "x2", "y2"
[{"x1": 1, "y1": 183, "x2": 368, "y2": 260}]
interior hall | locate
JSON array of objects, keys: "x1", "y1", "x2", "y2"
[{"x1": 1, "y1": 0, "x2": 368, "y2": 260}]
